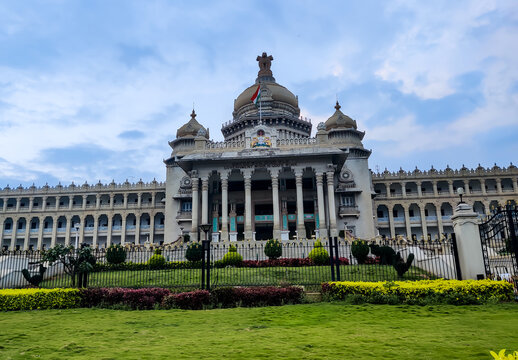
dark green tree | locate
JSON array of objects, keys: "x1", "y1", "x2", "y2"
[{"x1": 42, "y1": 244, "x2": 96, "y2": 287}]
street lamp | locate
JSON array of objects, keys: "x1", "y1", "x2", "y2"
[
  {"x1": 199, "y1": 223, "x2": 211, "y2": 242},
  {"x1": 456, "y1": 187, "x2": 464, "y2": 204},
  {"x1": 74, "y1": 223, "x2": 80, "y2": 249}
]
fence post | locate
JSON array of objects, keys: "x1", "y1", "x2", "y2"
[
  {"x1": 328, "y1": 239, "x2": 335, "y2": 281},
  {"x1": 506, "y1": 208, "x2": 518, "y2": 270},
  {"x1": 201, "y1": 241, "x2": 206, "y2": 290},
  {"x1": 205, "y1": 241, "x2": 211, "y2": 291},
  {"x1": 450, "y1": 233, "x2": 463, "y2": 281},
  {"x1": 334, "y1": 237, "x2": 341, "y2": 281}
]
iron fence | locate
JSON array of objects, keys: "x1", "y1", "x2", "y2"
[{"x1": 0, "y1": 237, "x2": 459, "y2": 290}]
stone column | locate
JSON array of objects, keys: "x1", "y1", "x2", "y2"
[
  {"x1": 512, "y1": 178, "x2": 518, "y2": 193},
  {"x1": 15, "y1": 197, "x2": 21, "y2": 212},
  {"x1": 109, "y1": 194, "x2": 115, "y2": 209},
  {"x1": 29, "y1": 197, "x2": 34, "y2": 212},
  {"x1": 417, "y1": 181, "x2": 422, "y2": 197},
  {"x1": 316, "y1": 172, "x2": 327, "y2": 238},
  {"x1": 496, "y1": 178, "x2": 502, "y2": 194},
  {"x1": 432, "y1": 181, "x2": 438, "y2": 196},
  {"x1": 0, "y1": 221, "x2": 3, "y2": 248},
  {"x1": 451, "y1": 203, "x2": 486, "y2": 279},
  {"x1": 420, "y1": 206, "x2": 428, "y2": 240},
  {"x1": 64, "y1": 216, "x2": 71, "y2": 246},
  {"x1": 134, "y1": 214, "x2": 140, "y2": 245},
  {"x1": 137, "y1": 193, "x2": 142, "y2": 208},
  {"x1": 82, "y1": 195, "x2": 87, "y2": 210},
  {"x1": 403, "y1": 205, "x2": 412, "y2": 240},
  {"x1": 437, "y1": 204, "x2": 444, "y2": 236},
  {"x1": 480, "y1": 179, "x2": 487, "y2": 195},
  {"x1": 244, "y1": 173, "x2": 253, "y2": 240},
  {"x1": 401, "y1": 182, "x2": 407, "y2": 198},
  {"x1": 151, "y1": 193, "x2": 156, "y2": 207},
  {"x1": 201, "y1": 177, "x2": 209, "y2": 226},
  {"x1": 68, "y1": 196, "x2": 73, "y2": 210},
  {"x1": 50, "y1": 216, "x2": 58, "y2": 248},
  {"x1": 385, "y1": 183, "x2": 391, "y2": 198},
  {"x1": 96, "y1": 194, "x2": 101, "y2": 209},
  {"x1": 92, "y1": 216, "x2": 99, "y2": 248},
  {"x1": 149, "y1": 214, "x2": 155, "y2": 244},
  {"x1": 10, "y1": 218, "x2": 17, "y2": 250},
  {"x1": 121, "y1": 216, "x2": 127, "y2": 245},
  {"x1": 448, "y1": 180, "x2": 454, "y2": 195},
  {"x1": 78, "y1": 216, "x2": 85, "y2": 245},
  {"x1": 3, "y1": 198, "x2": 8, "y2": 212},
  {"x1": 123, "y1": 194, "x2": 128, "y2": 209},
  {"x1": 388, "y1": 205, "x2": 396, "y2": 239},
  {"x1": 464, "y1": 180, "x2": 470, "y2": 195},
  {"x1": 326, "y1": 171, "x2": 338, "y2": 237},
  {"x1": 295, "y1": 170, "x2": 306, "y2": 239},
  {"x1": 190, "y1": 178, "x2": 199, "y2": 242},
  {"x1": 36, "y1": 217, "x2": 45, "y2": 250},
  {"x1": 23, "y1": 221, "x2": 31, "y2": 250},
  {"x1": 221, "y1": 174, "x2": 229, "y2": 241},
  {"x1": 271, "y1": 169, "x2": 281, "y2": 239}
]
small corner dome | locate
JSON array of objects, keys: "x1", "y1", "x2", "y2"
[
  {"x1": 176, "y1": 110, "x2": 209, "y2": 139},
  {"x1": 325, "y1": 101, "x2": 357, "y2": 131}
]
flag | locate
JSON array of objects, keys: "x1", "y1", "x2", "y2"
[{"x1": 251, "y1": 85, "x2": 261, "y2": 105}]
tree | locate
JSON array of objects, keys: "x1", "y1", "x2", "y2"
[{"x1": 42, "y1": 244, "x2": 96, "y2": 287}]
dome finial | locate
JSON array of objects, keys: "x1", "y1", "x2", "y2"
[
  {"x1": 190, "y1": 109, "x2": 196, "y2": 120},
  {"x1": 256, "y1": 52, "x2": 274, "y2": 78},
  {"x1": 335, "y1": 101, "x2": 341, "y2": 111}
]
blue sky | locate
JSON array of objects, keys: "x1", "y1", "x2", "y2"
[{"x1": 0, "y1": 0, "x2": 517, "y2": 187}]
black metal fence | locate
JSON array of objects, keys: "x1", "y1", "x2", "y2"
[
  {"x1": 479, "y1": 205, "x2": 518, "y2": 279},
  {"x1": 0, "y1": 237, "x2": 460, "y2": 290}
]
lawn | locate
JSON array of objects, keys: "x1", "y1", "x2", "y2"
[
  {"x1": 40, "y1": 265, "x2": 433, "y2": 290},
  {"x1": 1, "y1": 303, "x2": 517, "y2": 359}
]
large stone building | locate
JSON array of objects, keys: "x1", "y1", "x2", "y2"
[{"x1": 1, "y1": 53, "x2": 517, "y2": 250}]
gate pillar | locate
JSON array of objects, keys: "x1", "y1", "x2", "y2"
[{"x1": 451, "y1": 203, "x2": 485, "y2": 280}]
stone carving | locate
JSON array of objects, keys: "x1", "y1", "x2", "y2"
[
  {"x1": 180, "y1": 176, "x2": 192, "y2": 189},
  {"x1": 197, "y1": 128, "x2": 207, "y2": 137},
  {"x1": 257, "y1": 52, "x2": 274, "y2": 77},
  {"x1": 251, "y1": 129, "x2": 272, "y2": 148},
  {"x1": 317, "y1": 122, "x2": 326, "y2": 131}
]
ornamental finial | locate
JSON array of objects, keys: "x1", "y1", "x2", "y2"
[{"x1": 256, "y1": 52, "x2": 274, "y2": 77}]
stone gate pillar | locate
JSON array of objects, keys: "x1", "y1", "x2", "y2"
[{"x1": 451, "y1": 202, "x2": 486, "y2": 280}]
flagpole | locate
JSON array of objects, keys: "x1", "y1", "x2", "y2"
[{"x1": 259, "y1": 94, "x2": 262, "y2": 123}]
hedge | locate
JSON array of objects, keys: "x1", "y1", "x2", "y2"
[
  {"x1": 81, "y1": 287, "x2": 171, "y2": 309},
  {"x1": 0, "y1": 288, "x2": 82, "y2": 311},
  {"x1": 322, "y1": 279, "x2": 514, "y2": 304},
  {"x1": 93, "y1": 257, "x2": 350, "y2": 272}
]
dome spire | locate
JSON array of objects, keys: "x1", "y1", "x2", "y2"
[
  {"x1": 335, "y1": 101, "x2": 341, "y2": 111},
  {"x1": 256, "y1": 52, "x2": 275, "y2": 83}
]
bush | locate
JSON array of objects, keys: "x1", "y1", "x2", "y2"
[
  {"x1": 322, "y1": 279, "x2": 514, "y2": 305},
  {"x1": 185, "y1": 242, "x2": 203, "y2": 262},
  {"x1": 264, "y1": 239, "x2": 282, "y2": 260},
  {"x1": 369, "y1": 244, "x2": 396, "y2": 265},
  {"x1": 147, "y1": 254, "x2": 166, "y2": 269},
  {"x1": 161, "y1": 290, "x2": 211, "y2": 310},
  {"x1": 351, "y1": 239, "x2": 370, "y2": 264},
  {"x1": 220, "y1": 245, "x2": 243, "y2": 267},
  {"x1": 210, "y1": 286, "x2": 304, "y2": 308},
  {"x1": 308, "y1": 240, "x2": 330, "y2": 265},
  {"x1": 0, "y1": 288, "x2": 82, "y2": 311},
  {"x1": 81, "y1": 288, "x2": 171, "y2": 309},
  {"x1": 106, "y1": 244, "x2": 127, "y2": 264}
]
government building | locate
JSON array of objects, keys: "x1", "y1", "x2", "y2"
[{"x1": 1, "y1": 53, "x2": 517, "y2": 250}]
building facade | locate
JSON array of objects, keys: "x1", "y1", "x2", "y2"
[{"x1": 1, "y1": 53, "x2": 517, "y2": 250}]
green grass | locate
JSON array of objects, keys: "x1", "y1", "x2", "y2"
[
  {"x1": 40, "y1": 265, "x2": 433, "y2": 290},
  {"x1": 0, "y1": 303, "x2": 517, "y2": 359}
]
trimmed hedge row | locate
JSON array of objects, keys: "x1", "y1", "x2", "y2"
[
  {"x1": 0, "y1": 288, "x2": 82, "y2": 311},
  {"x1": 93, "y1": 257, "x2": 350, "y2": 272},
  {"x1": 322, "y1": 279, "x2": 514, "y2": 304},
  {"x1": 1, "y1": 286, "x2": 304, "y2": 311}
]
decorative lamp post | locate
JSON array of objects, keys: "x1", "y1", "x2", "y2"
[
  {"x1": 199, "y1": 223, "x2": 211, "y2": 242},
  {"x1": 456, "y1": 187, "x2": 464, "y2": 204},
  {"x1": 74, "y1": 223, "x2": 80, "y2": 249}
]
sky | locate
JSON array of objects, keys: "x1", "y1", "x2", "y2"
[{"x1": 0, "y1": 0, "x2": 517, "y2": 188}]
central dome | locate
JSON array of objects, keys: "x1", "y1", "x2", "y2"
[{"x1": 234, "y1": 82, "x2": 298, "y2": 111}]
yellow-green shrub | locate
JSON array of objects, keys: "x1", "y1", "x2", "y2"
[
  {"x1": 322, "y1": 279, "x2": 514, "y2": 303},
  {"x1": 0, "y1": 288, "x2": 82, "y2": 311}
]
